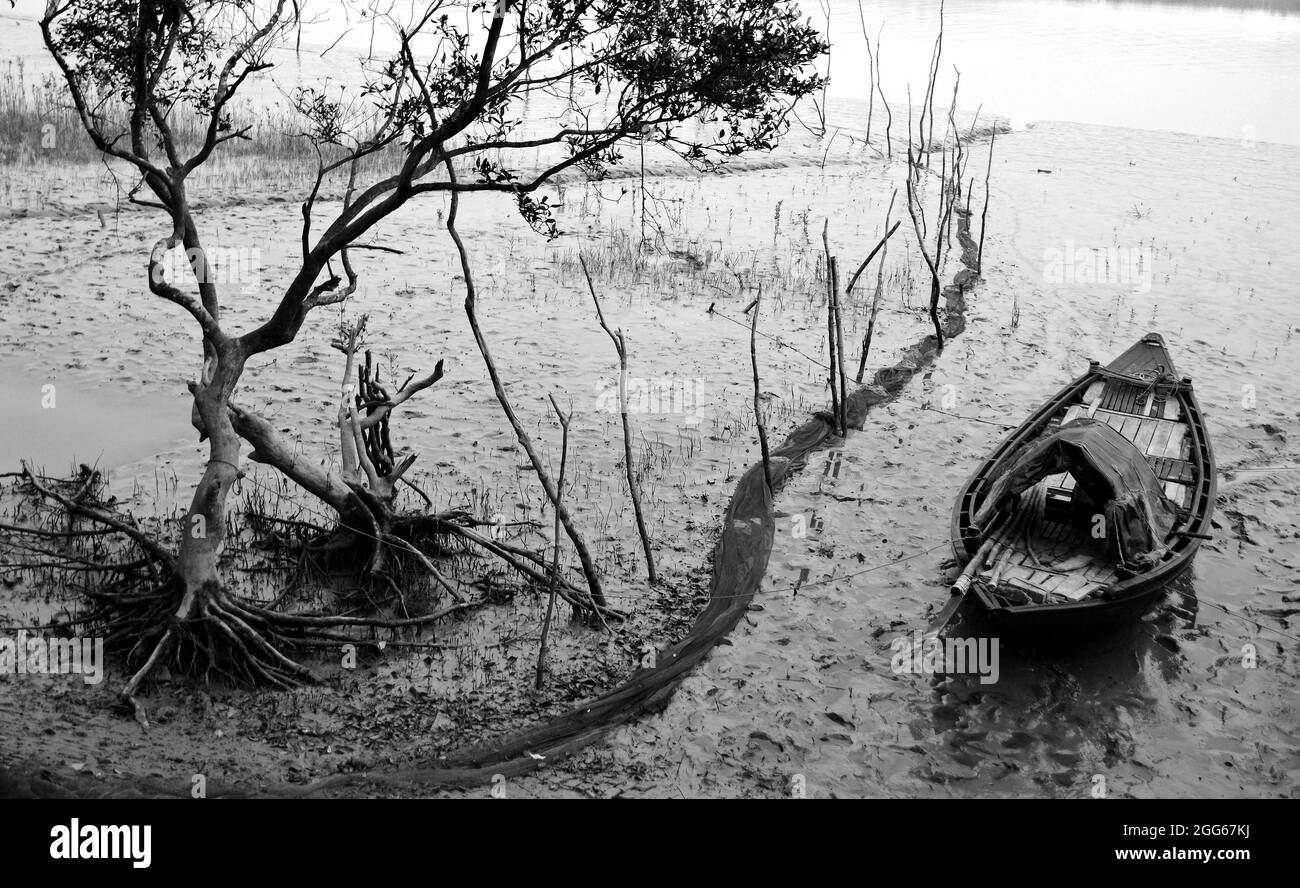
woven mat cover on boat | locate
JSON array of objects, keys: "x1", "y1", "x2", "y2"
[{"x1": 972, "y1": 418, "x2": 1178, "y2": 567}]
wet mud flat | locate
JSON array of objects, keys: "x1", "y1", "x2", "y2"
[
  {"x1": 3, "y1": 115, "x2": 1296, "y2": 798},
  {"x1": 0, "y1": 121, "x2": 952, "y2": 795},
  {"x1": 496, "y1": 122, "x2": 1300, "y2": 799}
]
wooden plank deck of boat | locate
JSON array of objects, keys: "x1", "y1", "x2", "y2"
[{"x1": 978, "y1": 368, "x2": 1197, "y2": 604}]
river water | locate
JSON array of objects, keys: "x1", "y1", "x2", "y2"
[{"x1": 814, "y1": 0, "x2": 1300, "y2": 146}]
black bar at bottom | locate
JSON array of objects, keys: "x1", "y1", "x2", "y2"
[{"x1": 0, "y1": 798, "x2": 1277, "y2": 875}]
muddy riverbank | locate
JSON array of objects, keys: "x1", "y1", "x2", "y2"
[
  {"x1": 3, "y1": 110, "x2": 1297, "y2": 798},
  {"x1": 473, "y1": 122, "x2": 1300, "y2": 799}
]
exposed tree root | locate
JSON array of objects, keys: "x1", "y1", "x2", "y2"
[
  {"x1": 4, "y1": 311, "x2": 620, "y2": 717},
  {"x1": 227, "y1": 318, "x2": 618, "y2": 625},
  {"x1": 240, "y1": 489, "x2": 615, "y2": 623},
  {"x1": 2, "y1": 468, "x2": 505, "y2": 722}
]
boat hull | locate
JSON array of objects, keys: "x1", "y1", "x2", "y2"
[{"x1": 947, "y1": 333, "x2": 1216, "y2": 639}]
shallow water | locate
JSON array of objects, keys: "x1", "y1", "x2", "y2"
[
  {"x1": 0, "y1": 359, "x2": 193, "y2": 474},
  {"x1": 816, "y1": 0, "x2": 1300, "y2": 146}
]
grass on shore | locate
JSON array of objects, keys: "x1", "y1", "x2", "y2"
[{"x1": 0, "y1": 59, "x2": 309, "y2": 166}]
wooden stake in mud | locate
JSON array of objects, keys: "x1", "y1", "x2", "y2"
[
  {"x1": 905, "y1": 137, "x2": 960, "y2": 351},
  {"x1": 945, "y1": 67, "x2": 964, "y2": 247},
  {"x1": 831, "y1": 256, "x2": 849, "y2": 434},
  {"x1": 445, "y1": 156, "x2": 606, "y2": 609},
  {"x1": 919, "y1": 0, "x2": 945, "y2": 168},
  {"x1": 979, "y1": 128, "x2": 996, "y2": 274},
  {"x1": 581, "y1": 256, "x2": 657, "y2": 585},
  {"x1": 857, "y1": 0, "x2": 876, "y2": 143},
  {"x1": 877, "y1": 22, "x2": 892, "y2": 159},
  {"x1": 857, "y1": 3, "x2": 893, "y2": 159},
  {"x1": 848, "y1": 192, "x2": 900, "y2": 382},
  {"x1": 822, "y1": 220, "x2": 842, "y2": 430},
  {"x1": 536, "y1": 394, "x2": 570, "y2": 689},
  {"x1": 749, "y1": 287, "x2": 773, "y2": 493}
]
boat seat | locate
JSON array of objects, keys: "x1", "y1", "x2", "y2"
[
  {"x1": 1079, "y1": 379, "x2": 1181, "y2": 421},
  {"x1": 1101, "y1": 381, "x2": 1149, "y2": 414}
]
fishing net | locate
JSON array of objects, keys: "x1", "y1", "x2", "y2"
[{"x1": 972, "y1": 418, "x2": 1178, "y2": 569}]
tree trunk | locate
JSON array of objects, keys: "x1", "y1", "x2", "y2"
[{"x1": 175, "y1": 349, "x2": 245, "y2": 614}]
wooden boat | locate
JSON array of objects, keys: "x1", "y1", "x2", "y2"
[{"x1": 944, "y1": 333, "x2": 1215, "y2": 638}]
